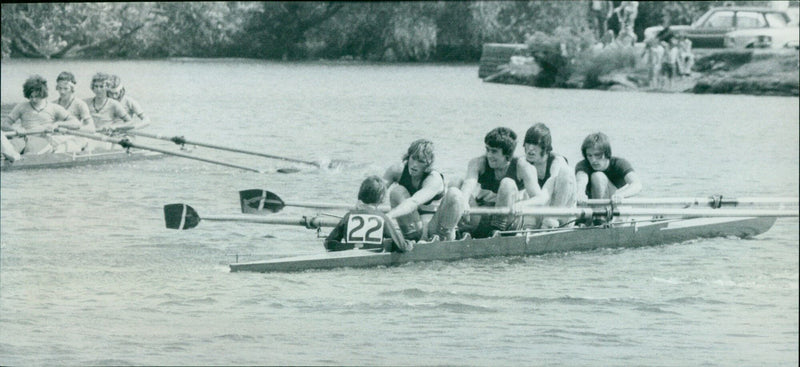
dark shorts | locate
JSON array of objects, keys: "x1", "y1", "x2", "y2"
[{"x1": 662, "y1": 63, "x2": 674, "y2": 78}]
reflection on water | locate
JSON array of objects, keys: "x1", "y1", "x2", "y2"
[{"x1": 1, "y1": 59, "x2": 798, "y2": 366}]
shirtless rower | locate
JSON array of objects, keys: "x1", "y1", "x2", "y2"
[
  {"x1": 1, "y1": 75, "x2": 80, "y2": 156},
  {"x1": 444, "y1": 127, "x2": 539, "y2": 238},
  {"x1": 324, "y1": 176, "x2": 413, "y2": 252},
  {"x1": 516, "y1": 123, "x2": 577, "y2": 228},
  {"x1": 383, "y1": 139, "x2": 446, "y2": 240},
  {"x1": 575, "y1": 132, "x2": 642, "y2": 206},
  {"x1": 108, "y1": 75, "x2": 151, "y2": 129}
]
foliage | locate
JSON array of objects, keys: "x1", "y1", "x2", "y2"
[
  {"x1": 3, "y1": 1, "x2": 795, "y2": 61},
  {"x1": 524, "y1": 26, "x2": 597, "y2": 87},
  {"x1": 572, "y1": 46, "x2": 642, "y2": 88}
]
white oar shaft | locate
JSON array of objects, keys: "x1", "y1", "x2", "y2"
[
  {"x1": 60, "y1": 129, "x2": 266, "y2": 173},
  {"x1": 127, "y1": 131, "x2": 320, "y2": 167},
  {"x1": 467, "y1": 207, "x2": 798, "y2": 217},
  {"x1": 202, "y1": 214, "x2": 339, "y2": 228},
  {"x1": 282, "y1": 200, "x2": 391, "y2": 212},
  {"x1": 2, "y1": 128, "x2": 52, "y2": 138},
  {"x1": 584, "y1": 197, "x2": 799, "y2": 206}
]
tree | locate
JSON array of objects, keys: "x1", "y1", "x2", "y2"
[
  {"x1": 1, "y1": 3, "x2": 153, "y2": 59},
  {"x1": 240, "y1": 2, "x2": 343, "y2": 59}
]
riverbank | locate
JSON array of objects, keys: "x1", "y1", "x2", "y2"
[{"x1": 481, "y1": 45, "x2": 799, "y2": 97}]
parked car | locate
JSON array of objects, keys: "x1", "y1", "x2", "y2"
[
  {"x1": 643, "y1": 7, "x2": 795, "y2": 48},
  {"x1": 723, "y1": 25, "x2": 799, "y2": 49}
]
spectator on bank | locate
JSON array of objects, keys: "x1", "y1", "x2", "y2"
[
  {"x1": 642, "y1": 37, "x2": 665, "y2": 89},
  {"x1": 677, "y1": 36, "x2": 695, "y2": 76}
]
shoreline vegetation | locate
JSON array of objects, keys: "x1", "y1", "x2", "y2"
[
  {"x1": 3, "y1": 2, "x2": 798, "y2": 97},
  {"x1": 481, "y1": 44, "x2": 799, "y2": 97}
]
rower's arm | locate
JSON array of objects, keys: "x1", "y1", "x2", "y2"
[
  {"x1": 386, "y1": 171, "x2": 444, "y2": 219},
  {"x1": 382, "y1": 163, "x2": 402, "y2": 187},
  {"x1": 459, "y1": 157, "x2": 482, "y2": 203},
  {"x1": 55, "y1": 109, "x2": 81, "y2": 130},
  {"x1": 613, "y1": 171, "x2": 642, "y2": 198},
  {"x1": 518, "y1": 158, "x2": 542, "y2": 201},
  {"x1": 575, "y1": 171, "x2": 590, "y2": 202},
  {"x1": 1, "y1": 105, "x2": 23, "y2": 132}
]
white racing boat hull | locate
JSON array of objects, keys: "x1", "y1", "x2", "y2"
[
  {"x1": 230, "y1": 216, "x2": 778, "y2": 273},
  {"x1": 1, "y1": 148, "x2": 163, "y2": 171}
]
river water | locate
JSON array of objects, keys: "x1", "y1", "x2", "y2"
[{"x1": 1, "y1": 59, "x2": 798, "y2": 366}]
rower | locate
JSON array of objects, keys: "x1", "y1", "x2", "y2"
[
  {"x1": 52, "y1": 71, "x2": 96, "y2": 153},
  {"x1": 85, "y1": 72, "x2": 135, "y2": 132},
  {"x1": 1, "y1": 75, "x2": 81, "y2": 156},
  {"x1": 516, "y1": 123, "x2": 578, "y2": 228},
  {"x1": 108, "y1": 75, "x2": 151, "y2": 129},
  {"x1": 84, "y1": 72, "x2": 135, "y2": 151},
  {"x1": 443, "y1": 127, "x2": 540, "y2": 239},
  {"x1": 383, "y1": 139, "x2": 446, "y2": 241},
  {"x1": 323, "y1": 176, "x2": 413, "y2": 252},
  {"x1": 575, "y1": 132, "x2": 642, "y2": 223}
]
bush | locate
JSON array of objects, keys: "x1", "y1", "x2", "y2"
[
  {"x1": 573, "y1": 46, "x2": 642, "y2": 88},
  {"x1": 524, "y1": 27, "x2": 597, "y2": 87}
]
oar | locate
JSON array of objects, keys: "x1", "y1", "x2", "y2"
[
  {"x1": 164, "y1": 203, "x2": 339, "y2": 230},
  {"x1": 2, "y1": 128, "x2": 52, "y2": 138},
  {"x1": 584, "y1": 196, "x2": 799, "y2": 207},
  {"x1": 124, "y1": 130, "x2": 336, "y2": 169},
  {"x1": 238, "y1": 189, "x2": 391, "y2": 213},
  {"x1": 57, "y1": 129, "x2": 297, "y2": 174},
  {"x1": 467, "y1": 207, "x2": 799, "y2": 218}
]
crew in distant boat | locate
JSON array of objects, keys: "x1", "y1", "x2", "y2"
[
  {"x1": 516, "y1": 123, "x2": 578, "y2": 228},
  {"x1": 85, "y1": 72, "x2": 135, "y2": 132},
  {"x1": 108, "y1": 75, "x2": 150, "y2": 129},
  {"x1": 324, "y1": 175, "x2": 413, "y2": 252},
  {"x1": 51, "y1": 71, "x2": 96, "y2": 153},
  {"x1": 85, "y1": 72, "x2": 135, "y2": 151},
  {"x1": 575, "y1": 132, "x2": 642, "y2": 209},
  {"x1": 443, "y1": 127, "x2": 540, "y2": 239},
  {"x1": 1, "y1": 75, "x2": 81, "y2": 156},
  {"x1": 383, "y1": 139, "x2": 446, "y2": 241}
]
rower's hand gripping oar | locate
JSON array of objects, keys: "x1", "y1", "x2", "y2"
[
  {"x1": 58, "y1": 129, "x2": 296, "y2": 174},
  {"x1": 164, "y1": 203, "x2": 339, "y2": 230},
  {"x1": 124, "y1": 130, "x2": 344, "y2": 169}
]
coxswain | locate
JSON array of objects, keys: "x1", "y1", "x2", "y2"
[{"x1": 324, "y1": 176, "x2": 413, "y2": 252}]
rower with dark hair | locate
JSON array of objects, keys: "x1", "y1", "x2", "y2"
[
  {"x1": 516, "y1": 122, "x2": 577, "y2": 228},
  {"x1": 575, "y1": 132, "x2": 642, "y2": 207},
  {"x1": 1, "y1": 75, "x2": 80, "y2": 156},
  {"x1": 324, "y1": 175, "x2": 413, "y2": 252},
  {"x1": 443, "y1": 127, "x2": 540, "y2": 239}
]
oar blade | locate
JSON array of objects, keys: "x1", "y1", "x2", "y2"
[
  {"x1": 164, "y1": 203, "x2": 201, "y2": 230},
  {"x1": 239, "y1": 189, "x2": 285, "y2": 214}
]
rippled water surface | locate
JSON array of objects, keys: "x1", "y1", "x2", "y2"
[{"x1": 1, "y1": 59, "x2": 798, "y2": 366}]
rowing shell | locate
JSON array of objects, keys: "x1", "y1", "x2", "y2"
[
  {"x1": 229, "y1": 216, "x2": 777, "y2": 273},
  {"x1": 0, "y1": 148, "x2": 163, "y2": 171}
]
